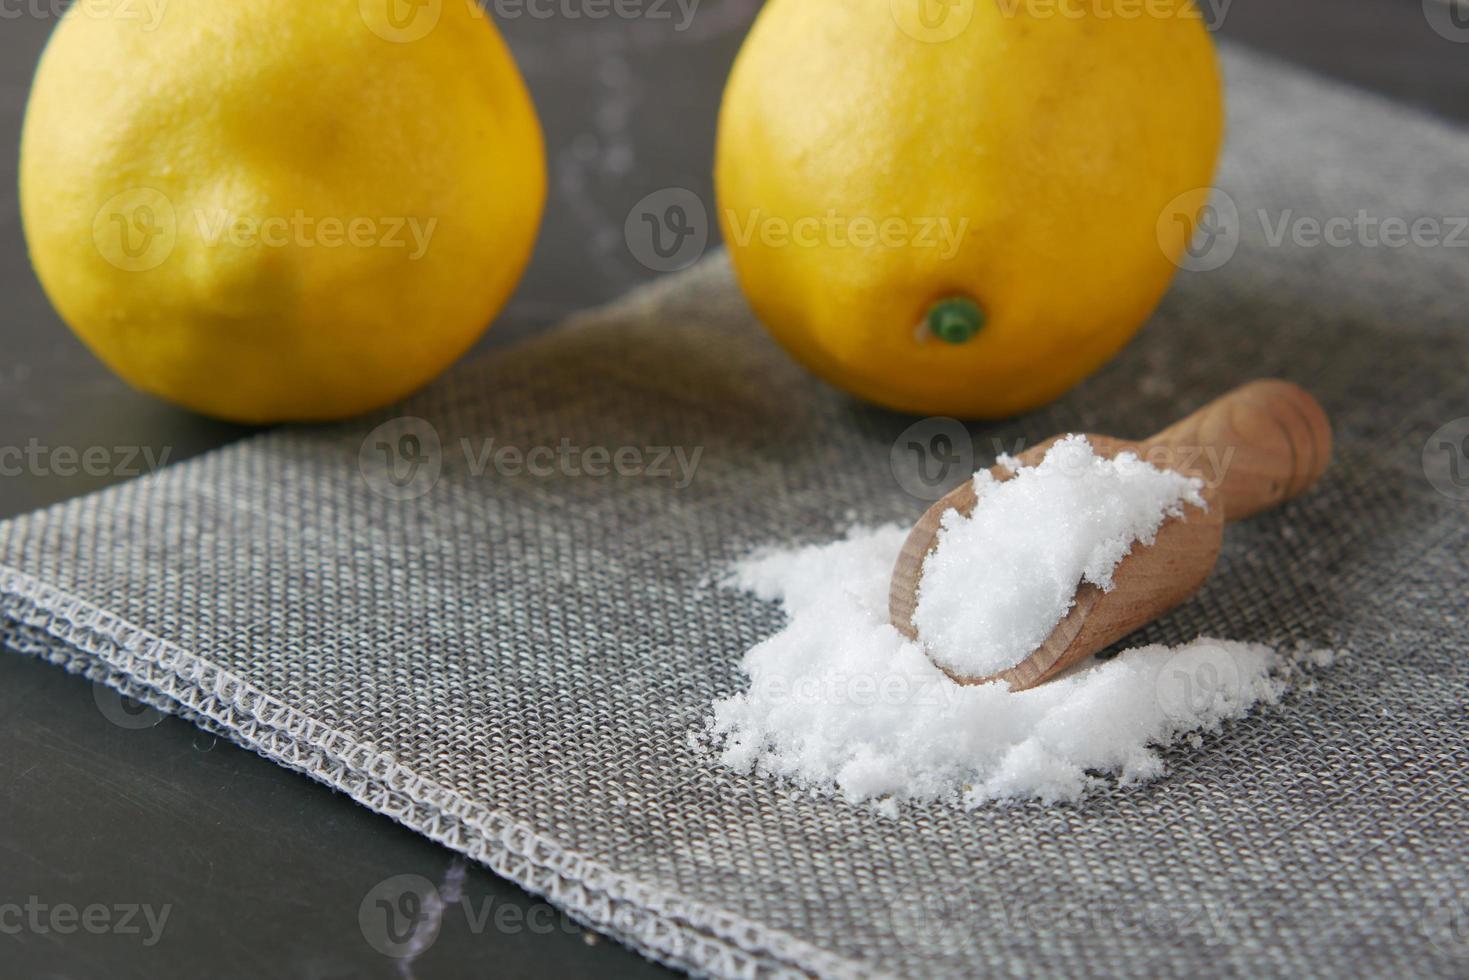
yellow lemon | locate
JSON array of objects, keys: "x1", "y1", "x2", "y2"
[
  {"x1": 21, "y1": 0, "x2": 544, "y2": 423},
  {"x1": 716, "y1": 0, "x2": 1223, "y2": 418}
]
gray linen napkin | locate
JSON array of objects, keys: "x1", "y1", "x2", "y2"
[{"x1": 3, "y1": 48, "x2": 1468, "y2": 977}]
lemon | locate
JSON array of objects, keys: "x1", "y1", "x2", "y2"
[
  {"x1": 21, "y1": 0, "x2": 544, "y2": 423},
  {"x1": 715, "y1": 0, "x2": 1223, "y2": 418}
]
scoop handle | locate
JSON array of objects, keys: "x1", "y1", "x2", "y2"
[{"x1": 1142, "y1": 380, "x2": 1332, "y2": 522}]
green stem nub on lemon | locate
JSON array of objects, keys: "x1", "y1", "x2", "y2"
[{"x1": 926, "y1": 298, "x2": 986, "y2": 346}]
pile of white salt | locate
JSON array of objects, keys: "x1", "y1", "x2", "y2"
[
  {"x1": 916, "y1": 434, "x2": 1205, "y2": 679},
  {"x1": 704, "y1": 437, "x2": 1332, "y2": 809}
]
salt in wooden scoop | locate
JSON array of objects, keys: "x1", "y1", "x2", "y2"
[{"x1": 889, "y1": 380, "x2": 1332, "y2": 691}]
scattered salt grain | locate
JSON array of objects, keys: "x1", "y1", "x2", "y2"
[
  {"x1": 1296, "y1": 645, "x2": 1341, "y2": 668},
  {"x1": 915, "y1": 434, "x2": 1206, "y2": 678},
  {"x1": 704, "y1": 524, "x2": 1329, "y2": 808}
]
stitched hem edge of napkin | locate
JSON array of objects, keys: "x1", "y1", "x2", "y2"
[{"x1": 0, "y1": 562, "x2": 872, "y2": 980}]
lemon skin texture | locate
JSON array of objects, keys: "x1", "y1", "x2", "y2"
[
  {"x1": 715, "y1": 0, "x2": 1223, "y2": 418},
  {"x1": 20, "y1": 0, "x2": 546, "y2": 423}
]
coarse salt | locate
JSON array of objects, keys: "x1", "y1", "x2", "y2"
[
  {"x1": 703, "y1": 523, "x2": 1330, "y2": 809},
  {"x1": 915, "y1": 434, "x2": 1206, "y2": 678}
]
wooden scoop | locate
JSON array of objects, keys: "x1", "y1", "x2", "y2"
[{"x1": 889, "y1": 380, "x2": 1332, "y2": 691}]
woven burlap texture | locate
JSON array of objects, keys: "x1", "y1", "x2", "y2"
[{"x1": 3, "y1": 48, "x2": 1467, "y2": 977}]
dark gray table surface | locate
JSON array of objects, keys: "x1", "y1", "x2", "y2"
[{"x1": 2, "y1": 2, "x2": 1465, "y2": 977}]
